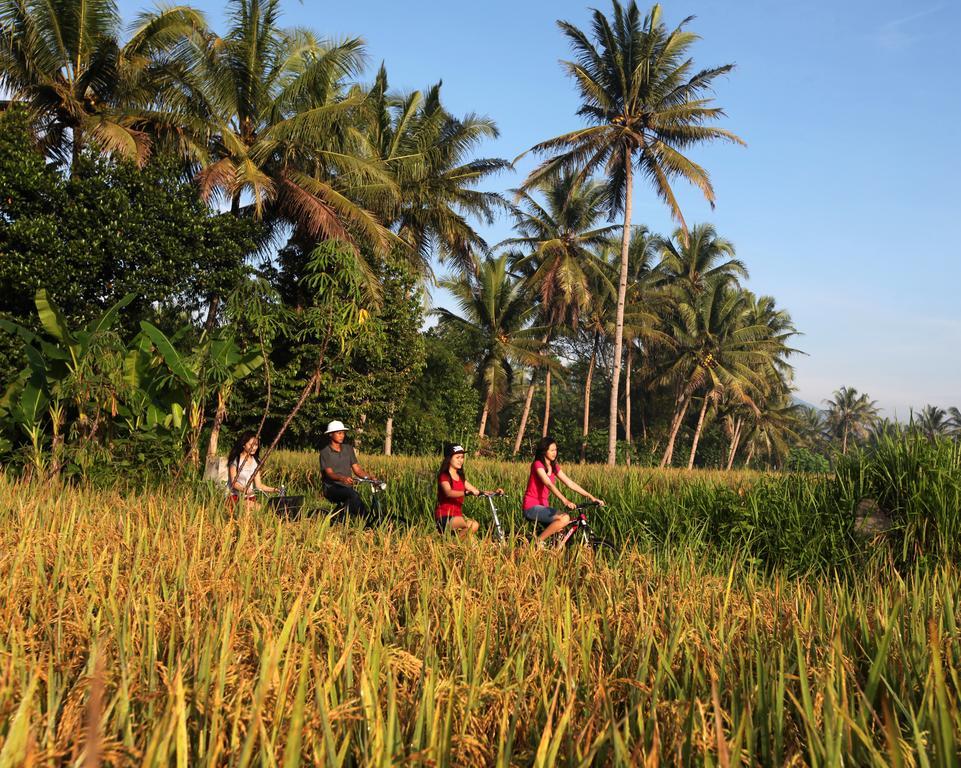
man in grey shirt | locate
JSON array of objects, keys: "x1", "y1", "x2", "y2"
[{"x1": 319, "y1": 420, "x2": 379, "y2": 522}]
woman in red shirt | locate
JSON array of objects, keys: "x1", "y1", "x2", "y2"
[
  {"x1": 523, "y1": 436, "x2": 604, "y2": 542},
  {"x1": 436, "y1": 444, "x2": 502, "y2": 536}
]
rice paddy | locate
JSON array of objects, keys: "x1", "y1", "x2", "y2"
[{"x1": 1, "y1": 437, "x2": 959, "y2": 765}]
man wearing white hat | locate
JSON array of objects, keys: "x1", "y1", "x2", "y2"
[{"x1": 319, "y1": 420, "x2": 378, "y2": 522}]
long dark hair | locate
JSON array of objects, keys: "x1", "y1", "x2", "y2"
[
  {"x1": 534, "y1": 436, "x2": 558, "y2": 474},
  {"x1": 228, "y1": 430, "x2": 260, "y2": 467}
]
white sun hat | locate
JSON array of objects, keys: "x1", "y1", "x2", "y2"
[{"x1": 325, "y1": 420, "x2": 349, "y2": 434}]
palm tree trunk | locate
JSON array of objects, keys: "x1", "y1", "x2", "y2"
[
  {"x1": 745, "y1": 443, "x2": 756, "y2": 468},
  {"x1": 478, "y1": 399, "x2": 490, "y2": 438},
  {"x1": 542, "y1": 368, "x2": 552, "y2": 437},
  {"x1": 687, "y1": 395, "x2": 710, "y2": 470},
  {"x1": 606, "y1": 152, "x2": 634, "y2": 466},
  {"x1": 841, "y1": 424, "x2": 849, "y2": 454},
  {"x1": 726, "y1": 417, "x2": 743, "y2": 471},
  {"x1": 660, "y1": 391, "x2": 691, "y2": 468},
  {"x1": 513, "y1": 370, "x2": 537, "y2": 455},
  {"x1": 580, "y1": 332, "x2": 599, "y2": 463},
  {"x1": 384, "y1": 414, "x2": 394, "y2": 456},
  {"x1": 624, "y1": 344, "x2": 633, "y2": 466}
]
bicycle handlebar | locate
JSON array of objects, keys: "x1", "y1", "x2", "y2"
[
  {"x1": 575, "y1": 500, "x2": 602, "y2": 510},
  {"x1": 478, "y1": 491, "x2": 505, "y2": 498},
  {"x1": 356, "y1": 477, "x2": 387, "y2": 491}
]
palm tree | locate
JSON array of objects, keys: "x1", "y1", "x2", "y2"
[
  {"x1": 620, "y1": 227, "x2": 670, "y2": 460},
  {"x1": 913, "y1": 405, "x2": 951, "y2": 441},
  {"x1": 180, "y1": 1, "x2": 395, "y2": 267},
  {"x1": 657, "y1": 282, "x2": 779, "y2": 468},
  {"x1": 949, "y1": 407, "x2": 961, "y2": 439},
  {"x1": 360, "y1": 67, "x2": 509, "y2": 451},
  {"x1": 522, "y1": 1, "x2": 743, "y2": 465},
  {"x1": 824, "y1": 387, "x2": 879, "y2": 454},
  {"x1": 363, "y1": 65, "x2": 510, "y2": 276},
  {"x1": 0, "y1": 0, "x2": 205, "y2": 168},
  {"x1": 795, "y1": 405, "x2": 828, "y2": 453},
  {"x1": 656, "y1": 223, "x2": 747, "y2": 295},
  {"x1": 435, "y1": 254, "x2": 545, "y2": 438},
  {"x1": 500, "y1": 172, "x2": 616, "y2": 451}
]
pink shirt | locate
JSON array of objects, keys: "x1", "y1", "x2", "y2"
[{"x1": 523, "y1": 459, "x2": 558, "y2": 510}]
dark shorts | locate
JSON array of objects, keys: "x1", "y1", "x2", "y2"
[
  {"x1": 435, "y1": 515, "x2": 461, "y2": 534},
  {"x1": 523, "y1": 505, "x2": 561, "y2": 524}
]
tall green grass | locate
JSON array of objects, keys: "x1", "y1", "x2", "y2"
[{"x1": 272, "y1": 435, "x2": 961, "y2": 573}]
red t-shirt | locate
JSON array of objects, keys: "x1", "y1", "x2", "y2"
[
  {"x1": 436, "y1": 471, "x2": 465, "y2": 518},
  {"x1": 523, "y1": 459, "x2": 558, "y2": 510}
]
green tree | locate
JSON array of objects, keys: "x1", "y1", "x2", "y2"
[
  {"x1": 0, "y1": 108, "x2": 260, "y2": 358},
  {"x1": 436, "y1": 254, "x2": 545, "y2": 438},
  {"x1": 0, "y1": 0, "x2": 204, "y2": 167},
  {"x1": 391, "y1": 329, "x2": 478, "y2": 456},
  {"x1": 913, "y1": 405, "x2": 952, "y2": 441},
  {"x1": 824, "y1": 387, "x2": 879, "y2": 454},
  {"x1": 179, "y1": 0, "x2": 396, "y2": 327},
  {"x1": 363, "y1": 65, "x2": 509, "y2": 276},
  {"x1": 658, "y1": 282, "x2": 773, "y2": 467},
  {"x1": 500, "y1": 171, "x2": 616, "y2": 450},
  {"x1": 523, "y1": 1, "x2": 743, "y2": 465}
]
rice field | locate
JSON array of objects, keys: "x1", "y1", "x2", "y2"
[{"x1": 1, "y1": 438, "x2": 960, "y2": 765}]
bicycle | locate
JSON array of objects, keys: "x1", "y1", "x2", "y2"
[
  {"x1": 330, "y1": 477, "x2": 411, "y2": 528},
  {"x1": 477, "y1": 491, "x2": 508, "y2": 543},
  {"x1": 543, "y1": 501, "x2": 618, "y2": 558}
]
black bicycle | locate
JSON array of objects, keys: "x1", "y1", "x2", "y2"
[
  {"x1": 336, "y1": 478, "x2": 411, "y2": 527},
  {"x1": 549, "y1": 501, "x2": 618, "y2": 558}
]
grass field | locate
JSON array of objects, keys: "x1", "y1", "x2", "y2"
[{"x1": 1, "y1": 438, "x2": 959, "y2": 765}]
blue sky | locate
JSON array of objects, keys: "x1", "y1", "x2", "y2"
[{"x1": 119, "y1": 0, "x2": 961, "y2": 415}]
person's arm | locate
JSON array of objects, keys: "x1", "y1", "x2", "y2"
[
  {"x1": 323, "y1": 465, "x2": 355, "y2": 485},
  {"x1": 253, "y1": 470, "x2": 276, "y2": 494},
  {"x1": 228, "y1": 463, "x2": 239, "y2": 493},
  {"x1": 556, "y1": 468, "x2": 603, "y2": 504},
  {"x1": 536, "y1": 465, "x2": 575, "y2": 509},
  {"x1": 351, "y1": 462, "x2": 372, "y2": 481},
  {"x1": 463, "y1": 480, "x2": 481, "y2": 497}
]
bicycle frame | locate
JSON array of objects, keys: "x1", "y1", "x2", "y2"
[
  {"x1": 355, "y1": 477, "x2": 387, "y2": 517},
  {"x1": 556, "y1": 502, "x2": 600, "y2": 548},
  {"x1": 480, "y1": 492, "x2": 507, "y2": 543}
]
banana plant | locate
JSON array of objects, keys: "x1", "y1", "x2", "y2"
[
  {"x1": 0, "y1": 290, "x2": 133, "y2": 472},
  {"x1": 125, "y1": 322, "x2": 263, "y2": 469}
]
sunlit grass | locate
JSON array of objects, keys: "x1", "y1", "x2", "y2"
[{"x1": 1, "y1": 463, "x2": 960, "y2": 765}]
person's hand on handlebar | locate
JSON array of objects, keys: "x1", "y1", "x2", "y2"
[
  {"x1": 564, "y1": 499, "x2": 577, "y2": 511},
  {"x1": 591, "y1": 497, "x2": 605, "y2": 506}
]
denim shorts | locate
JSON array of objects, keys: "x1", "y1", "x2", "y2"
[{"x1": 523, "y1": 505, "x2": 561, "y2": 524}]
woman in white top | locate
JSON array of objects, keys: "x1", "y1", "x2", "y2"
[{"x1": 227, "y1": 431, "x2": 277, "y2": 510}]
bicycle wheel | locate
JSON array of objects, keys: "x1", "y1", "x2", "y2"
[{"x1": 587, "y1": 536, "x2": 619, "y2": 561}]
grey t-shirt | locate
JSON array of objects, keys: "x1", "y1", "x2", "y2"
[{"x1": 319, "y1": 443, "x2": 358, "y2": 488}]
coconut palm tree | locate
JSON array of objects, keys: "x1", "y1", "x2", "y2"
[
  {"x1": 500, "y1": 172, "x2": 616, "y2": 450},
  {"x1": 656, "y1": 223, "x2": 747, "y2": 296},
  {"x1": 180, "y1": 0, "x2": 395, "y2": 257},
  {"x1": 522, "y1": 1, "x2": 743, "y2": 465},
  {"x1": 362, "y1": 65, "x2": 510, "y2": 277},
  {"x1": 824, "y1": 387, "x2": 879, "y2": 454},
  {"x1": 657, "y1": 281, "x2": 779, "y2": 468},
  {"x1": 949, "y1": 407, "x2": 961, "y2": 439},
  {"x1": 435, "y1": 254, "x2": 545, "y2": 438},
  {"x1": 0, "y1": 0, "x2": 205, "y2": 167},
  {"x1": 620, "y1": 227, "x2": 671, "y2": 458},
  {"x1": 913, "y1": 405, "x2": 951, "y2": 441}
]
